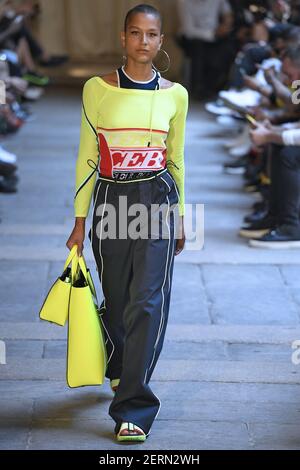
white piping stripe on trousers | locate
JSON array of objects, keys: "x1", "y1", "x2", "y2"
[
  {"x1": 89, "y1": 180, "x2": 116, "y2": 353},
  {"x1": 150, "y1": 196, "x2": 175, "y2": 374},
  {"x1": 97, "y1": 184, "x2": 115, "y2": 365},
  {"x1": 161, "y1": 173, "x2": 180, "y2": 266},
  {"x1": 160, "y1": 175, "x2": 171, "y2": 192},
  {"x1": 144, "y1": 192, "x2": 171, "y2": 383},
  {"x1": 152, "y1": 194, "x2": 172, "y2": 353},
  {"x1": 160, "y1": 176, "x2": 177, "y2": 332},
  {"x1": 171, "y1": 176, "x2": 180, "y2": 202},
  {"x1": 158, "y1": 208, "x2": 176, "y2": 350},
  {"x1": 161, "y1": 173, "x2": 180, "y2": 208},
  {"x1": 168, "y1": 211, "x2": 176, "y2": 293}
]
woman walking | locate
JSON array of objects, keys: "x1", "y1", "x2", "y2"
[{"x1": 66, "y1": 3, "x2": 189, "y2": 443}]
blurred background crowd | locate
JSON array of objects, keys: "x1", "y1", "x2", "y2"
[
  {"x1": 0, "y1": 0, "x2": 68, "y2": 194},
  {"x1": 176, "y1": 0, "x2": 300, "y2": 249}
]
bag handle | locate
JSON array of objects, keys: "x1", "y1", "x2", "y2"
[
  {"x1": 63, "y1": 244, "x2": 78, "y2": 271},
  {"x1": 64, "y1": 245, "x2": 88, "y2": 284},
  {"x1": 70, "y1": 253, "x2": 98, "y2": 299},
  {"x1": 70, "y1": 252, "x2": 88, "y2": 281},
  {"x1": 70, "y1": 254, "x2": 85, "y2": 281},
  {"x1": 76, "y1": 255, "x2": 88, "y2": 280}
]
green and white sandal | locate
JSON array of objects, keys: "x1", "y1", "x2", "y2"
[
  {"x1": 116, "y1": 422, "x2": 147, "y2": 442},
  {"x1": 110, "y1": 378, "x2": 120, "y2": 393}
]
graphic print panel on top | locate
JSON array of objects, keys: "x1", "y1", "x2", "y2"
[{"x1": 97, "y1": 66, "x2": 170, "y2": 178}]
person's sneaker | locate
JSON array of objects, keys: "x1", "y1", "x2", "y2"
[
  {"x1": 249, "y1": 226, "x2": 300, "y2": 249},
  {"x1": 5, "y1": 173, "x2": 19, "y2": 184},
  {"x1": 229, "y1": 139, "x2": 252, "y2": 158},
  {"x1": 239, "y1": 215, "x2": 278, "y2": 239},
  {"x1": 223, "y1": 155, "x2": 248, "y2": 175},
  {"x1": 22, "y1": 71, "x2": 50, "y2": 87},
  {"x1": 0, "y1": 176, "x2": 18, "y2": 193},
  {"x1": 116, "y1": 422, "x2": 147, "y2": 442},
  {"x1": 252, "y1": 201, "x2": 268, "y2": 211},
  {"x1": 223, "y1": 124, "x2": 249, "y2": 149},
  {"x1": 0, "y1": 160, "x2": 17, "y2": 177},
  {"x1": 205, "y1": 100, "x2": 234, "y2": 116},
  {"x1": 219, "y1": 89, "x2": 261, "y2": 108}
]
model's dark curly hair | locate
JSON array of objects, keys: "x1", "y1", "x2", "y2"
[{"x1": 124, "y1": 3, "x2": 163, "y2": 33}]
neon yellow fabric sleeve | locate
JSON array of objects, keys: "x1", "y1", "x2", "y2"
[
  {"x1": 74, "y1": 79, "x2": 101, "y2": 218},
  {"x1": 166, "y1": 85, "x2": 189, "y2": 216}
]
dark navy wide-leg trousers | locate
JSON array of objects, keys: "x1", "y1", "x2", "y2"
[{"x1": 88, "y1": 169, "x2": 179, "y2": 436}]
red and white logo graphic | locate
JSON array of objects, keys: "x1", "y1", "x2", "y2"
[
  {"x1": 97, "y1": 130, "x2": 167, "y2": 176},
  {"x1": 112, "y1": 148, "x2": 166, "y2": 171}
]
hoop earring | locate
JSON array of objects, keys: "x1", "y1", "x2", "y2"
[{"x1": 152, "y1": 48, "x2": 170, "y2": 73}]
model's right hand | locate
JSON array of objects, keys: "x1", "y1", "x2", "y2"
[{"x1": 66, "y1": 219, "x2": 85, "y2": 256}]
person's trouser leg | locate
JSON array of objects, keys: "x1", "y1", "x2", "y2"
[
  {"x1": 205, "y1": 37, "x2": 237, "y2": 92},
  {"x1": 10, "y1": 24, "x2": 43, "y2": 59},
  {"x1": 89, "y1": 179, "x2": 133, "y2": 381},
  {"x1": 109, "y1": 224, "x2": 176, "y2": 434},
  {"x1": 277, "y1": 146, "x2": 300, "y2": 233},
  {"x1": 268, "y1": 144, "x2": 281, "y2": 221},
  {"x1": 95, "y1": 171, "x2": 179, "y2": 436},
  {"x1": 189, "y1": 39, "x2": 207, "y2": 99}
]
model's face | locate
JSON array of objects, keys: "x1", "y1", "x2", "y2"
[{"x1": 121, "y1": 13, "x2": 163, "y2": 64}]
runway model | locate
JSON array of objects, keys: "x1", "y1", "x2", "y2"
[{"x1": 67, "y1": 3, "x2": 189, "y2": 443}]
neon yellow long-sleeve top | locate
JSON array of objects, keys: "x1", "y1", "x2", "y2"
[{"x1": 74, "y1": 76, "x2": 189, "y2": 217}]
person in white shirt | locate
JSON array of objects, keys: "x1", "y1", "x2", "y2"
[{"x1": 248, "y1": 46, "x2": 300, "y2": 248}]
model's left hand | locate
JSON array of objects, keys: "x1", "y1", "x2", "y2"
[{"x1": 175, "y1": 216, "x2": 185, "y2": 256}]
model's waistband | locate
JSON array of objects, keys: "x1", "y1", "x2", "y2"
[{"x1": 97, "y1": 168, "x2": 167, "y2": 184}]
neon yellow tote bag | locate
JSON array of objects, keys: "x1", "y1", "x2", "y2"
[
  {"x1": 67, "y1": 254, "x2": 107, "y2": 388},
  {"x1": 39, "y1": 245, "x2": 78, "y2": 326}
]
